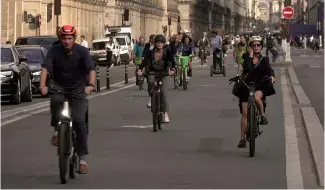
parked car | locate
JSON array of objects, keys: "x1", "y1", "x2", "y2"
[
  {"x1": 15, "y1": 45, "x2": 48, "y2": 94},
  {"x1": 1, "y1": 45, "x2": 33, "y2": 104},
  {"x1": 15, "y1": 35, "x2": 57, "y2": 51}
]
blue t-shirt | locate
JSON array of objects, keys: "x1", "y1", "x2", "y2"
[{"x1": 42, "y1": 44, "x2": 95, "y2": 89}]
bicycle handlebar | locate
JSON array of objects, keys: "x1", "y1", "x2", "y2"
[{"x1": 229, "y1": 75, "x2": 274, "y2": 89}]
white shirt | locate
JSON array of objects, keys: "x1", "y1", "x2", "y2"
[{"x1": 81, "y1": 40, "x2": 88, "y2": 48}]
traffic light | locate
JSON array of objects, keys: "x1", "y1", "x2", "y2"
[
  {"x1": 47, "y1": 3, "x2": 53, "y2": 22},
  {"x1": 168, "y1": 16, "x2": 171, "y2": 25},
  {"x1": 34, "y1": 14, "x2": 41, "y2": 27},
  {"x1": 54, "y1": 0, "x2": 61, "y2": 15},
  {"x1": 178, "y1": 16, "x2": 180, "y2": 23},
  {"x1": 252, "y1": 25, "x2": 256, "y2": 29},
  {"x1": 124, "y1": 9, "x2": 129, "y2": 21}
]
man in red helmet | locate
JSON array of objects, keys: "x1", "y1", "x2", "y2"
[{"x1": 40, "y1": 24, "x2": 95, "y2": 174}]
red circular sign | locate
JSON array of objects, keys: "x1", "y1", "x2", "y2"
[{"x1": 282, "y1": 6, "x2": 294, "y2": 19}]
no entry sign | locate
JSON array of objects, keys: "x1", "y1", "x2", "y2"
[{"x1": 282, "y1": 6, "x2": 294, "y2": 19}]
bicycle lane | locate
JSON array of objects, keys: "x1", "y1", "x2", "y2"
[{"x1": 1, "y1": 63, "x2": 287, "y2": 188}]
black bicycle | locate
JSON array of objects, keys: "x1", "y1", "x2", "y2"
[
  {"x1": 49, "y1": 87, "x2": 89, "y2": 184},
  {"x1": 229, "y1": 75, "x2": 273, "y2": 157},
  {"x1": 149, "y1": 72, "x2": 169, "y2": 132}
]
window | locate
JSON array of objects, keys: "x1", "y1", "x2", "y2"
[
  {"x1": 1, "y1": 48, "x2": 14, "y2": 63},
  {"x1": 92, "y1": 42, "x2": 107, "y2": 50},
  {"x1": 16, "y1": 49, "x2": 44, "y2": 64},
  {"x1": 115, "y1": 38, "x2": 126, "y2": 45}
]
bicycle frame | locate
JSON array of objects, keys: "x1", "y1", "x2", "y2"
[{"x1": 151, "y1": 74, "x2": 166, "y2": 132}]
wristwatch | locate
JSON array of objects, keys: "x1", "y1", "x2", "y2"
[{"x1": 88, "y1": 83, "x2": 95, "y2": 88}]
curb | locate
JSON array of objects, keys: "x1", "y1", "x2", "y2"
[
  {"x1": 287, "y1": 66, "x2": 324, "y2": 187},
  {"x1": 301, "y1": 107, "x2": 324, "y2": 187}
]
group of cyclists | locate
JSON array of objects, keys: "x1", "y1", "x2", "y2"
[{"x1": 39, "y1": 24, "x2": 276, "y2": 174}]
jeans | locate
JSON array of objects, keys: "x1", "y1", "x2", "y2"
[
  {"x1": 270, "y1": 49, "x2": 278, "y2": 62},
  {"x1": 147, "y1": 75, "x2": 169, "y2": 113},
  {"x1": 50, "y1": 88, "x2": 89, "y2": 156}
]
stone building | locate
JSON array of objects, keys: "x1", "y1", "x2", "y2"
[{"x1": 1, "y1": 0, "x2": 177, "y2": 44}]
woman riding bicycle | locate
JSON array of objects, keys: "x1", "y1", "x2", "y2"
[
  {"x1": 177, "y1": 35, "x2": 194, "y2": 78},
  {"x1": 137, "y1": 34, "x2": 176, "y2": 123},
  {"x1": 236, "y1": 36, "x2": 276, "y2": 148}
]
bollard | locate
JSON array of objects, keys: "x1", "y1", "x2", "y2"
[
  {"x1": 106, "y1": 49, "x2": 113, "y2": 90},
  {"x1": 96, "y1": 64, "x2": 100, "y2": 92},
  {"x1": 106, "y1": 65, "x2": 110, "y2": 90},
  {"x1": 124, "y1": 62, "x2": 128, "y2": 84}
]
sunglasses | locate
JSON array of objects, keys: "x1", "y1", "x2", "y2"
[{"x1": 251, "y1": 44, "x2": 262, "y2": 48}]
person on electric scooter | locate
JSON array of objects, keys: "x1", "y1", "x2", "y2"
[
  {"x1": 210, "y1": 30, "x2": 223, "y2": 70},
  {"x1": 177, "y1": 35, "x2": 194, "y2": 76},
  {"x1": 235, "y1": 36, "x2": 276, "y2": 148},
  {"x1": 137, "y1": 34, "x2": 176, "y2": 123}
]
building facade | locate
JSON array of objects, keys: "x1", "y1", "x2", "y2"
[
  {"x1": 1, "y1": 0, "x2": 169, "y2": 44},
  {"x1": 161, "y1": 0, "x2": 180, "y2": 37}
]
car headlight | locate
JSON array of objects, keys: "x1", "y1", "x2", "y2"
[
  {"x1": 0, "y1": 71, "x2": 13, "y2": 78},
  {"x1": 33, "y1": 71, "x2": 41, "y2": 76}
]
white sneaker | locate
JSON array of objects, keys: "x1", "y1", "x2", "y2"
[
  {"x1": 147, "y1": 98, "x2": 151, "y2": 108},
  {"x1": 164, "y1": 112, "x2": 170, "y2": 123}
]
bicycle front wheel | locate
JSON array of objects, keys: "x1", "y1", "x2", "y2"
[
  {"x1": 151, "y1": 91, "x2": 158, "y2": 132},
  {"x1": 247, "y1": 105, "x2": 256, "y2": 157},
  {"x1": 58, "y1": 123, "x2": 70, "y2": 184}
]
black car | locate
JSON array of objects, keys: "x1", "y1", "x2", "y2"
[
  {"x1": 15, "y1": 45, "x2": 48, "y2": 94},
  {"x1": 15, "y1": 35, "x2": 57, "y2": 51},
  {"x1": 1, "y1": 45, "x2": 33, "y2": 104}
]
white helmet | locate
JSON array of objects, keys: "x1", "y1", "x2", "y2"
[{"x1": 248, "y1": 36, "x2": 263, "y2": 46}]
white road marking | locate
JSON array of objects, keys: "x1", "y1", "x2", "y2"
[
  {"x1": 121, "y1": 125, "x2": 153, "y2": 129},
  {"x1": 1, "y1": 77, "x2": 136, "y2": 120},
  {"x1": 281, "y1": 68, "x2": 304, "y2": 189},
  {"x1": 1, "y1": 83, "x2": 137, "y2": 126}
]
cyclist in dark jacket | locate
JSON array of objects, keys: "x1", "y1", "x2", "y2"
[
  {"x1": 236, "y1": 36, "x2": 276, "y2": 148},
  {"x1": 137, "y1": 34, "x2": 176, "y2": 123}
]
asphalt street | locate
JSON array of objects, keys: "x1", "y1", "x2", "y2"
[
  {"x1": 291, "y1": 48, "x2": 324, "y2": 126},
  {"x1": 1, "y1": 54, "x2": 293, "y2": 189},
  {"x1": 1, "y1": 64, "x2": 136, "y2": 111}
]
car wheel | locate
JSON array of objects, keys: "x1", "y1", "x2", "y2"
[
  {"x1": 10, "y1": 79, "x2": 21, "y2": 104},
  {"x1": 22, "y1": 76, "x2": 33, "y2": 102}
]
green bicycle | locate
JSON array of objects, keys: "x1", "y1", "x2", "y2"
[
  {"x1": 176, "y1": 55, "x2": 192, "y2": 90},
  {"x1": 135, "y1": 57, "x2": 144, "y2": 90}
]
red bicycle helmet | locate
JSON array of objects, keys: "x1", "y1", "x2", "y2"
[{"x1": 59, "y1": 24, "x2": 77, "y2": 37}]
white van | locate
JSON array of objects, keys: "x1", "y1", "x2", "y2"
[
  {"x1": 113, "y1": 35, "x2": 131, "y2": 63},
  {"x1": 90, "y1": 38, "x2": 121, "y2": 66}
]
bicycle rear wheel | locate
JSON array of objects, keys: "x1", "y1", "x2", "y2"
[
  {"x1": 58, "y1": 123, "x2": 70, "y2": 184},
  {"x1": 247, "y1": 105, "x2": 256, "y2": 157}
]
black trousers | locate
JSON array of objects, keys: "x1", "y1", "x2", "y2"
[{"x1": 50, "y1": 89, "x2": 89, "y2": 156}]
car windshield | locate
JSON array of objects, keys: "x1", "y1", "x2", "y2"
[
  {"x1": 16, "y1": 49, "x2": 44, "y2": 63},
  {"x1": 92, "y1": 42, "x2": 107, "y2": 50},
  {"x1": 1, "y1": 48, "x2": 14, "y2": 63},
  {"x1": 115, "y1": 38, "x2": 126, "y2": 45}
]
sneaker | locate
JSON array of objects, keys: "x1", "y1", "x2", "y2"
[
  {"x1": 51, "y1": 131, "x2": 58, "y2": 146},
  {"x1": 237, "y1": 139, "x2": 246, "y2": 148},
  {"x1": 147, "y1": 98, "x2": 151, "y2": 108},
  {"x1": 79, "y1": 160, "x2": 88, "y2": 174},
  {"x1": 260, "y1": 115, "x2": 269, "y2": 125},
  {"x1": 163, "y1": 112, "x2": 170, "y2": 123}
]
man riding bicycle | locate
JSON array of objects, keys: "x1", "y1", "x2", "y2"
[
  {"x1": 137, "y1": 34, "x2": 176, "y2": 123},
  {"x1": 210, "y1": 30, "x2": 223, "y2": 70},
  {"x1": 198, "y1": 32, "x2": 209, "y2": 63},
  {"x1": 132, "y1": 37, "x2": 145, "y2": 85},
  {"x1": 40, "y1": 24, "x2": 96, "y2": 174}
]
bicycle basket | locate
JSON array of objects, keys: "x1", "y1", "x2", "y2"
[
  {"x1": 135, "y1": 57, "x2": 142, "y2": 65},
  {"x1": 180, "y1": 56, "x2": 189, "y2": 67}
]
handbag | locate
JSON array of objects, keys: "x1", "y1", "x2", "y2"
[{"x1": 232, "y1": 57, "x2": 263, "y2": 97}]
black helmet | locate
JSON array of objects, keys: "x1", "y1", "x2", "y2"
[{"x1": 154, "y1": 34, "x2": 166, "y2": 43}]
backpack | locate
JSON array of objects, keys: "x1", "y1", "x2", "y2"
[{"x1": 266, "y1": 38, "x2": 273, "y2": 49}]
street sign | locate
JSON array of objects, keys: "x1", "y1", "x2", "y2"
[{"x1": 282, "y1": 6, "x2": 294, "y2": 19}]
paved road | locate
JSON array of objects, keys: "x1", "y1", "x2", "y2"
[
  {"x1": 291, "y1": 48, "x2": 324, "y2": 126},
  {"x1": 1, "y1": 53, "x2": 319, "y2": 188},
  {"x1": 1, "y1": 64, "x2": 136, "y2": 111}
]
